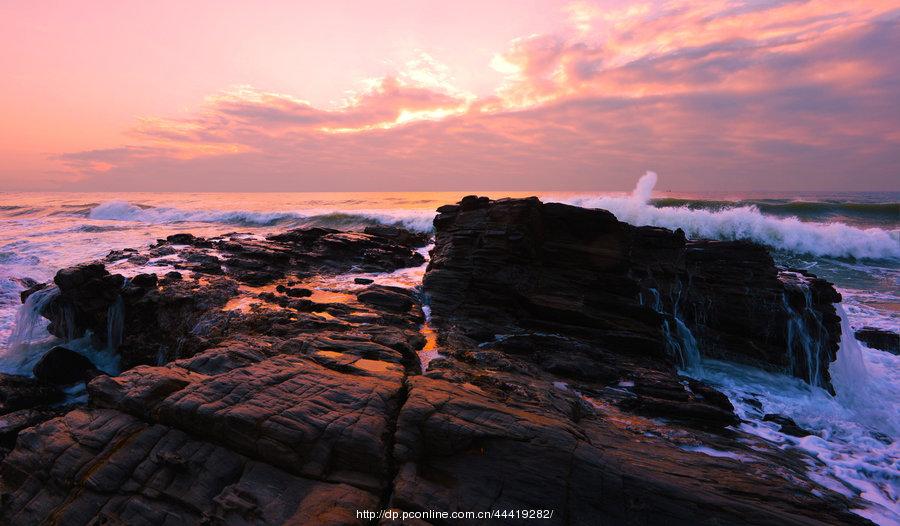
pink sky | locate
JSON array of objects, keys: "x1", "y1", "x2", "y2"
[{"x1": 1, "y1": 0, "x2": 898, "y2": 191}]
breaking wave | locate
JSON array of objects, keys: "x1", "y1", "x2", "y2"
[
  {"x1": 560, "y1": 172, "x2": 900, "y2": 261},
  {"x1": 26, "y1": 177, "x2": 900, "y2": 261},
  {"x1": 650, "y1": 198, "x2": 899, "y2": 221},
  {"x1": 88, "y1": 200, "x2": 436, "y2": 232}
]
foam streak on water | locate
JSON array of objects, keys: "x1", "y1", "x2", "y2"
[{"x1": 689, "y1": 307, "x2": 899, "y2": 525}]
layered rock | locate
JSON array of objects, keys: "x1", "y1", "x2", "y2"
[
  {"x1": 424, "y1": 196, "x2": 842, "y2": 390},
  {"x1": 1, "y1": 228, "x2": 429, "y2": 525},
  {"x1": 1, "y1": 409, "x2": 378, "y2": 525},
  {"x1": 403, "y1": 196, "x2": 864, "y2": 524},
  {"x1": 391, "y1": 375, "x2": 863, "y2": 525},
  {"x1": 25, "y1": 227, "x2": 427, "y2": 370},
  {"x1": 0, "y1": 374, "x2": 66, "y2": 456},
  {"x1": 0, "y1": 208, "x2": 871, "y2": 525}
]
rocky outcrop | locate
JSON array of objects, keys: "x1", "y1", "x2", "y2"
[
  {"x1": 32, "y1": 346, "x2": 101, "y2": 385},
  {"x1": 0, "y1": 227, "x2": 429, "y2": 524},
  {"x1": 1, "y1": 409, "x2": 378, "y2": 525},
  {"x1": 363, "y1": 225, "x2": 431, "y2": 248},
  {"x1": 682, "y1": 249, "x2": 842, "y2": 390},
  {"x1": 40, "y1": 262, "x2": 124, "y2": 348},
  {"x1": 390, "y1": 375, "x2": 863, "y2": 525},
  {"x1": 26, "y1": 227, "x2": 427, "y2": 370},
  {"x1": 0, "y1": 210, "x2": 870, "y2": 525},
  {"x1": 0, "y1": 374, "x2": 61, "y2": 415},
  {"x1": 405, "y1": 196, "x2": 863, "y2": 524},
  {"x1": 424, "y1": 196, "x2": 842, "y2": 391},
  {"x1": 854, "y1": 327, "x2": 899, "y2": 354},
  {"x1": 0, "y1": 374, "x2": 66, "y2": 456}
]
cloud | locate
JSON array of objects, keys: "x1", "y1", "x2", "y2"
[{"x1": 55, "y1": 0, "x2": 900, "y2": 191}]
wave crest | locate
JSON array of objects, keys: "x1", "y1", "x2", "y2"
[
  {"x1": 83, "y1": 178, "x2": 898, "y2": 260},
  {"x1": 561, "y1": 172, "x2": 900, "y2": 260},
  {"x1": 88, "y1": 200, "x2": 435, "y2": 233}
]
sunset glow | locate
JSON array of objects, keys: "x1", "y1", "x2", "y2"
[
  {"x1": 1, "y1": 4, "x2": 899, "y2": 523},
  {"x1": 1, "y1": 0, "x2": 898, "y2": 190}
]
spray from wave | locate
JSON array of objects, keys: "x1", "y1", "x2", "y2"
[{"x1": 559, "y1": 172, "x2": 900, "y2": 260}]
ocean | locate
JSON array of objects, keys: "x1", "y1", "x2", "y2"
[{"x1": 0, "y1": 175, "x2": 898, "y2": 523}]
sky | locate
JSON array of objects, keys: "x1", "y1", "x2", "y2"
[{"x1": 1, "y1": 0, "x2": 898, "y2": 192}]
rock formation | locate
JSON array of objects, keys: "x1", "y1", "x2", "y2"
[
  {"x1": 854, "y1": 327, "x2": 899, "y2": 355},
  {"x1": 424, "y1": 196, "x2": 842, "y2": 391},
  {"x1": 0, "y1": 200, "x2": 871, "y2": 525}
]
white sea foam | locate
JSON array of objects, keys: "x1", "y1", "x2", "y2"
[
  {"x1": 555, "y1": 172, "x2": 900, "y2": 260},
  {"x1": 83, "y1": 174, "x2": 900, "y2": 260},
  {"x1": 679, "y1": 445, "x2": 756, "y2": 463},
  {"x1": 690, "y1": 307, "x2": 900, "y2": 525},
  {"x1": 88, "y1": 200, "x2": 436, "y2": 232}
]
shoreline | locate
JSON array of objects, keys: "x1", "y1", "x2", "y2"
[{"x1": 0, "y1": 196, "x2": 896, "y2": 524}]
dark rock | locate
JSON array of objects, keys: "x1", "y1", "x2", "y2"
[
  {"x1": 0, "y1": 374, "x2": 62, "y2": 414},
  {"x1": 53, "y1": 262, "x2": 110, "y2": 292},
  {"x1": 208, "y1": 228, "x2": 426, "y2": 286},
  {"x1": 362, "y1": 225, "x2": 431, "y2": 248},
  {"x1": 0, "y1": 408, "x2": 379, "y2": 525},
  {"x1": 357, "y1": 286, "x2": 415, "y2": 312},
  {"x1": 763, "y1": 413, "x2": 813, "y2": 437},
  {"x1": 0, "y1": 374, "x2": 67, "y2": 457},
  {"x1": 88, "y1": 354, "x2": 405, "y2": 492},
  {"x1": 266, "y1": 227, "x2": 338, "y2": 244},
  {"x1": 620, "y1": 375, "x2": 739, "y2": 430},
  {"x1": 114, "y1": 276, "x2": 239, "y2": 369},
  {"x1": 0, "y1": 408, "x2": 65, "y2": 450},
  {"x1": 354, "y1": 277, "x2": 374, "y2": 285},
  {"x1": 105, "y1": 247, "x2": 139, "y2": 261},
  {"x1": 389, "y1": 376, "x2": 867, "y2": 526},
  {"x1": 0, "y1": 246, "x2": 429, "y2": 521},
  {"x1": 687, "y1": 262, "x2": 841, "y2": 390},
  {"x1": 0, "y1": 210, "x2": 868, "y2": 526},
  {"x1": 148, "y1": 244, "x2": 177, "y2": 257},
  {"x1": 165, "y1": 233, "x2": 199, "y2": 245},
  {"x1": 425, "y1": 197, "x2": 682, "y2": 354},
  {"x1": 18, "y1": 282, "x2": 46, "y2": 303},
  {"x1": 130, "y1": 273, "x2": 158, "y2": 288},
  {"x1": 176, "y1": 250, "x2": 223, "y2": 274},
  {"x1": 164, "y1": 271, "x2": 183, "y2": 281},
  {"x1": 35, "y1": 262, "x2": 125, "y2": 348},
  {"x1": 424, "y1": 196, "x2": 842, "y2": 391},
  {"x1": 855, "y1": 327, "x2": 899, "y2": 354},
  {"x1": 390, "y1": 196, "x2": 867, "y2": 523},
  {"x1": 277, "y1": 286, "x2": 312, "y2": 298},
  {"x1": 480, "y1": 333, "x2": 626, "y2": 384},
  {"x1": 742, "y1": 396, "x2": 763, "y2": 411},
  {"x1": 32, "y1": 346, "x2": 101, "y2": 385}
]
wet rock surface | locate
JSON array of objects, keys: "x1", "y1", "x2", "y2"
[
  {"x1": 424, "y1": 197, "x2": 842, "y2": 390},
  {"x1": 415, "y1": 196, "x2": 863, "y2": 524},
  {"x1": 0, "y1": 374, "x2": 67, "y2": 458},
  {"x1": 0, "y1": 374, "x2": 62, "y2": 415},
  {"x1": 32, "y1": 346, "x2": 101, "y2": 385},
  {"x1": 0, "y1": 211, "x2": 871, "y2": 525},
  {"x1": 763, "y1": 414, "x2": 813, "y2": 438},
  {"x1": 854, "y1": 327, "x2": 899, "y2": 355},
  {"x1": 1, "y1": 408, "x2": 379, "y2": 525}
]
